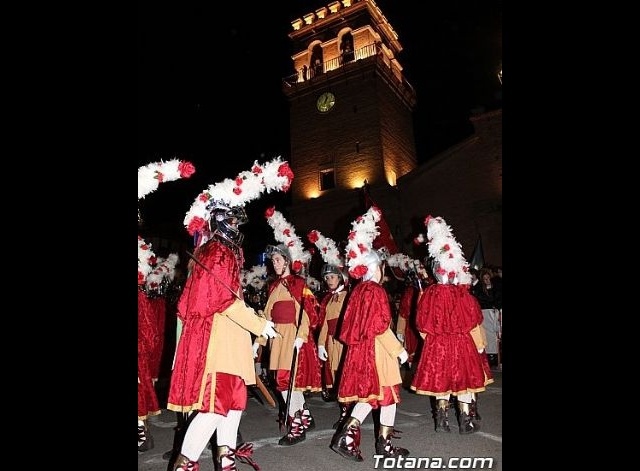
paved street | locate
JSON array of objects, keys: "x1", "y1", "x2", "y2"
[{"x1": 139, "y1": 368, "x2": 502, "y2": 471}]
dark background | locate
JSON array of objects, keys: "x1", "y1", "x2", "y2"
[{"x1": 138, "y1": 0, "x2": 502, "y2": 252}]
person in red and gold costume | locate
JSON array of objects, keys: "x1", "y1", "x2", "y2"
[
  {"x1": 307, "y1": 229, "x2": 351, "y2": 429},
  {"x1": 138, "y1": 159, "x2": 195, "y2": 453},
  {"x1": 138, "y1": 273, "x2": 161, "y2": 452},
  {"x1": 410, "y1": 215, "x2": 493, "y2": 435},
  {"x1": 330, "y1": 207, "x2": 410, "y2": 462},
  {"x1": 167, "y1": 158, "x2": 293, "y2": 471},
  {"x1": 254, "y1": 207, "x2": 322, "y2": 446}
]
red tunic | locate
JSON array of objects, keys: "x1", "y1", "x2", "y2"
[
  {"x1": 138, "y1": 289, "x2": 160, "y2": 418},
  {"x1": 410, "y1": 284, "x2": 494, "y2": 396},
  {"x1": 167, "y1": 240, "x2": 243, "y2": 410},
  {"x1": 337, "y1": 281, "x2": 401, "y2": 404},
  {"x1": 148, "y1": 296, "x2": 166, "y2": 380}
]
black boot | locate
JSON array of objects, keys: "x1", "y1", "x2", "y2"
[
  {"x1": 216, "y1": 444, "x2": 260, "y2": 471},
  {"x1": 278, "y1": 410, "x2": 306, "y2": 446},
  {"x1": 435, "y1": 399, "x2": 451, "y2": 433},
  {"x1": 300, "y1": 403, "x2": 315, "y2": 431},
  {"x1": 163, "y1": 412, "x2": 189, "y2": 461},
  {"x1": 333, "y1": 403, "x2": 350, "y2": 429},
  {"x1": 457, "y1": 401, "x2": 480, "y2": 434},
  {"x1": 375, "y1": 425, "x2": 409, "y2": 457},
  {"x1": 470, "y1": 394, "x2": 481, "y2": 422},
  {"x1": 330, "y1": 417, "x2": 364, "y2": 461},
  {"x1": 138, "y1": 420, "x2": 155, "y2": 452}
]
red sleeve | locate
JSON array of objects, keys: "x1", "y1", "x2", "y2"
[
  {"x1": 176, "y1": 241, "x2": 240, "y2": 320},
  {"x1": 138, "y1": 290, "x2": 158, "y2": 355}
]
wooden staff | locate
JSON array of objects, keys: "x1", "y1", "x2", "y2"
[{"x1": 254, "y1": 375, "x2": 277, "y2": 408}]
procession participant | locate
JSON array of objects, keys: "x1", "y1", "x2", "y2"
[
  {"x1": 254, "y1": 208, "x2": 322, "y2": 446},
  {"x1": 308, "y1": 229, "x2": 351, "y2": 428},
  {"x1": 330, "y1": 207, "x2": 410, "y2": 462},
  {"x1": 168, "y1": 158, "x2": 293, "y2": 471},
  {"x1": 410, "y1": 215, "x2": 494, "y2": 434}
]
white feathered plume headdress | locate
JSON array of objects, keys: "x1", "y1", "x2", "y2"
[
  {"x1": 264, "y1": 206, "x2": 311, "y2": 274},
  {"x1": 305, "y1": 275, "x2": 322, "y2": 293},
  {"x1": 138, "y1": 159, "x2": 196, "y2": 200},
  {"x1": 386, "y1": 253, "x2": 421, "y2": 274},
  {"x1": 138, "y1": 159, "x2": 195, "y2": 284},
  {"x1": 138, "y1": 236, "x2": 157, "y2": 285},
  {"x1": 422, "y1": 215, "x2": 471, "y2": 285},
  {"x1": 184, "y1": 157, "x2": 294, "y2": 236},
  {"x1": 145, "y1": 253, "x2": 180, "y2": 291},
  {"x1": 241, "y1": 265, "x2": 269, "y2": 290},
  {"x1": 307, "y1": 229, "x2": 344, "y2": 269},
  {"x1": 345, "y1": 206, "x2": 382, "y2": 279}
]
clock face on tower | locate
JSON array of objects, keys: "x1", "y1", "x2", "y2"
[{"x1": 316, "y1": 92, "x2": 336, "y2": 113}]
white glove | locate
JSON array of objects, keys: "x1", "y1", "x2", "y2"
[
  {"x1": 398, "y1": 349, "x2": 409, "y2": 364},
  {"x1": 261, "y1": 320, "x2": 278, "y2": 339},
  {"x1": 294, "y1": 337, "x2": 304, "y2": 352},
  {"x1": 254, "y1": 362, "x2": 263, "y2": 376},
  {"x1": 252, "y1": 342, "x2": 260, "y2": 359},
  {"x1": 318, "y1": 345, "x2": 328, "y2": 361},
  {"x1": 477, "y1": 348, "x2": 485, "y2": 354},
  {"x1": 396, "y1": 333, "x2": 405, "y2": 343}
]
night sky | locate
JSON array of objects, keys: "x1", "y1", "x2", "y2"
[{"x1": 138, "y1": 0, "x2": 502, "y2": 248}]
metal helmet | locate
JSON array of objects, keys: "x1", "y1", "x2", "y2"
[
  {"x1": 209, "y1": 204, "x2": 248, "y2": 246},
  {"x1": 265, "y1": 243, "x2": 292, "y2": 262},
  {"x1": 429, "y1": 258, "x2": 454, "y2": 284},
  {"x1": 321, "y1": 263, "x2": 342, "y2": 278},
  {"x1": 322, "y1": 263, "x2": 347, "y2": 286}
]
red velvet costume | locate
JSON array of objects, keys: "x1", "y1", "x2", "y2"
[
  {"x1": 138, "y1": 289, "x2": 161, "y2": 419},
  {"x1": 337, "y1": 281, "x2": 403, "y2": 405},
  {"x1": 262, "y1": 274, "x2": 322, "y2": 392},
  {"x1": 148, "y1": 296, "x2": 166, "y2": 380},
  {"x1": 411, "y1": 283, "x2": 494, "y2": 396},
  {"x1": 167, "y1": 239, "x2": 267, "y2": 413}
]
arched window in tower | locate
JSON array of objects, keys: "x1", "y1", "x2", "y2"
[
  {"x1": 310, "y1": 44, "x2": 324, "y2": 78},
  {"x1": 340, "y1": 32, "x2": 355, "y2": 65}
]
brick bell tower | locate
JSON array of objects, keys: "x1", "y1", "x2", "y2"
[{"x1": 283, "y1": 0, "x2": 418, "y2": 248}]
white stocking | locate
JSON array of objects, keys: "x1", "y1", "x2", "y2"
[
  {"x1": 345, "y1": 403, "x2": 372, "y2": 445},
  {"x1": 217, "y1": 410, "x2": 242, "y2": 447},
  {"x1": 351, "y1": 402, "x2": 372, "y2": 424},
  {"x1": 458, "y1": 392, "x2": 473, "y2": 403},
  {"x1": 217, "y1": 410, "x2": 243, "y2": 468},
  {"x1": 380, "y1": 403, "x2": 396, "y2": 427},
  {"x1": 291, "y1": 391, "x2": 305, "y2": 414},
  {"x1": 181, "y1": 412, "x2": 223, "y2": 462}
]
